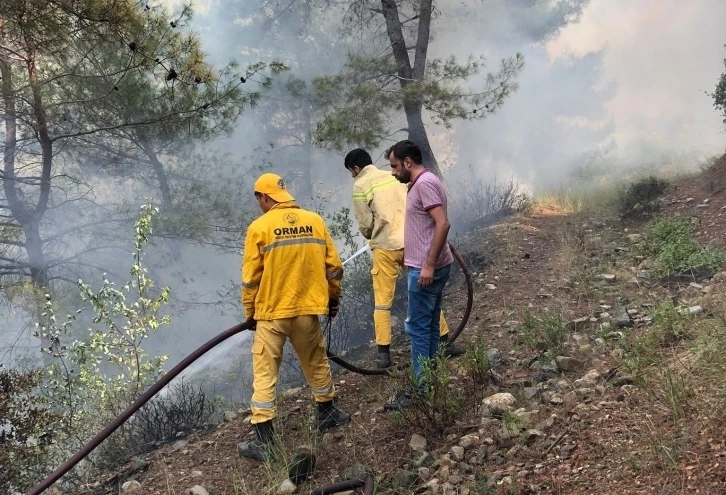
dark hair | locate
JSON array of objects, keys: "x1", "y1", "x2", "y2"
[
  {"x1": 389, "y1": 140, "x2": 422, "y2": 165},
  {"x1": 344, "y1": 148, "x2": 373, "y2": 170}
]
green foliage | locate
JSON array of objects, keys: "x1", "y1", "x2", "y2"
[
  {"x1": 640, "y1": 219, "x2": 725, "y2": 276},
  {"x1": 35, "y1": 204, "x2": 171, "y2": 464},
  {"x1": 393, "y1": 350, "x2": 470, "y2": 436},
  {"x1": 617, "y1": 176, "x2": 669, "y2": 218},
  {"x1": 652, "y1": 302, "x2": 692, "y2": 344},
  {"x1": 311, "y1": 40, "x2": 524, "y2": 152},
  {"x1": 520, "y1": 310, "x2": 566, "y2": 357},
  {"x1": 623, "y1": 302, "x2": 694, "y2": 377},
  {"x1": 502, "y1": 410, "x2": 523, "y2": 437},
  {"x1": 711, "y1": 45, "x2": 726, "y2": 124},
  {"x1": 463, "y1": 329, "x2": 493, "y2": 385},
  {"x1": 0, "y1": 369, "x2": 59, "y2": 493}
]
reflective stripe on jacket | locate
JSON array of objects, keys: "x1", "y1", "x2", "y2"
[
  {"x1": 241, "y1": 202, "x2": 343, "y2": 320},
  {"x1": 352, "y1": 165, "x2": 406, "y2": 250}
]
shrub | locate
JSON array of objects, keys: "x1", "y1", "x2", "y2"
[
  {"x1": 640, "y1": 218, "x2": 725, "y2": 276},
  {"x1": 520, "y1": 310, "x2": 566, "y2": 358},
  {"x1": 25, "y1": 204, "x2": 173, "y2": 483},
  {"x1": 618, "y1": 176, "x2": 669, "y2": 218},
  {"x1": 451, "y1": 166, "x2": 532, "y2": 231},
  {"x1": 390, "y1": 350, "x2": 479, "y2": 436},
  {"x1": 95, "y1": 380, "x2": 220, "y2": 470},
  {"x1": 0, "y1": 369, "x2": 59, "y2": 493},
  {"x1": 462, "y1": 329, "x2": 494, "y2": 385}
]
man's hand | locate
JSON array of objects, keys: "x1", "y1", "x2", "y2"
[
  {"x1": 418, "y1": 264, "x2": 434, "y2": 287},
  {"x1": 245, "y1": 316, "x2": 257, "y2": 330},
  {"x1": 328, "y1": 299, "x2": 340, "y2": 318}
]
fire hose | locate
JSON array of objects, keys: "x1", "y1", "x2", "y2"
[{"x1": 27, "y1": 242, "x2": 473, "y2": 495}]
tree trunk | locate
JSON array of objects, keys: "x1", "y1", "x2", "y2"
[
  {"x1": 136, "y1": 131, "x2": 173, "y2": 210},
  {"x1": 404, "y1": 103, "x2": 441, "y2": 176},
  {"x1": 380, "y1": 0, "x2": 443, "y2": 178},
  {"x1": 2, "y1": 53, "x2": 54, "y2": 362}
]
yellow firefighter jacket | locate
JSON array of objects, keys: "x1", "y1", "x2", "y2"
[
  {"x1": 352, "y1": 165, "x2": 406, "y2": 250},
  {"x1": 241, "y1": 202, "x2": 343, "y2": 320}
]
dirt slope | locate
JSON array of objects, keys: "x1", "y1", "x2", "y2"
[{"x1": 75, "y1": 160, "x2": 726, "y2": 495}]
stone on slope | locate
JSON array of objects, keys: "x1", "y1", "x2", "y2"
[
  {"x1": 409, "y1": 433, "x2": 427, "y2": 451},
  {"x1": 554, "y1": 356, "x2": 584, "y2": 372},
  {"x1": 482, "y1": 393, "x2": 516, "y2": 414},
  {"x1": 277, "y1": 479, "x2": 297, "y2": 494},
  {"x1": 121, "y1": 481, "x2": 142, "y2": 494}
]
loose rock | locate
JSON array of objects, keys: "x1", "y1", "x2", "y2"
[
  {"x1": 612, "y1": 307, "x2": 633, "y2": 328},
  {"x1": 188, "y1": 487, "x2": 209, "y2": 495},
  {"x1": 121, "y1": 481, "x2": 142, "y2": 494},
  {"x1": 409, "y1": 433, "x2": 427, "y2": 451},
  {"x1": 523, "y1": 387, "x2": 539, "y2": 400},
  {"x1": 487, "y1": 348, "x2": 504, "y2": 367},
  {"x1": 223, "y1": 410, "x2": 237, "y2": 422},
  {"x1": 555, "y1": 356, "x2": 584, "y2": 372},
  {"x1": 482, "y1": 393, "x2": 516, "y2": 414},
  {"x1": 277, "y1": 479, "x2": 297, "y2": 494},
  {"x1": 418, "y1": 466, "x2": 431, "y2": 480},
  {"x1": 450, "y1": 445, "x2": 465, "y2": 461}
]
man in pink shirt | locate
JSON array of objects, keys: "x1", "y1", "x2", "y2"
[{"x1": 384, "y1": 140, "x2": 454, "y2": 410}]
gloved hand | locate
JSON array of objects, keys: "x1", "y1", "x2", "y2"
[
  {"x1": 245, "y1": 316, "x2": 257, "y2": 331},
  {"x1": 328, "y1": 299, "x2": 340, "y2": 318}
]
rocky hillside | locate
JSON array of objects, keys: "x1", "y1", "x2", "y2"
[{"x1": 76, "y1": 157, "x2": 726, "y2": 495}]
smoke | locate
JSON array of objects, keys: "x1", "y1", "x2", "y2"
[
  {"x1": 4, "y1": 0, "x2": 726, "y2": 407},
  {"x1": 439, "y1": 0, "x2": 726, "y2": 192}
]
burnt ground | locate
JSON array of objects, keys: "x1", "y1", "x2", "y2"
[{"x1": 73, "y1": 158, "x2": 726, "y2": 495}]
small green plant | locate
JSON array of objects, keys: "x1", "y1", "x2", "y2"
[
  {"x1": 626, "y1": 457, "x2": 642, "y2": 473},
  {"x1": 390, "y1": 349, "x2": 476, "y2": 436},
  {"x1": 660, "y1": 369, "x2": 690, "y2": 424},
  {"x1": 502, "y1": 410, "x2": 523, "y2": 437},
  {"x1": 652, "y1": 302, "x2": 691, "y2": 344},
  {"x1": 463, "y1": 329, "x2": 493, "y2": 384},
  {"x1": 617, "y1": 175, "x2": 669, "y2": 218},
  {"x1": 35, "y1": 204, "x2": 172, "y2": 473},
  {"x1": 520, "y1": 310, "x2": 566, "y2": 357},
  {"x1": 640, "y1": 218, "x2": 725, "y2": 276},
  {"x1": 470, "y1": 476, "x2": 497, "y2": 495}
]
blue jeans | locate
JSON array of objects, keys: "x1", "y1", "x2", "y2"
[{"x1": 405, "y1": 263, "x2": 451, "y2": 388}]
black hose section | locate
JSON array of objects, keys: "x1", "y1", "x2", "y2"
[
  {"x1": 26, "y1": 321, "x2": 256, "y2": 495},
  {"x1": 445, "y1": 242, "x2": 474, "y2": 343},
  {"x1": 307, "y1": 473, "x2": 374, "y2": 495},
  {"x1": 323, "y1": 241, "x2": 474, "y2": 376}
]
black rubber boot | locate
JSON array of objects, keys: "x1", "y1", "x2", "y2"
[
  {"x1": 316, "y1": 400, "x2": 351, "y2": 432},
  {"x1": 440, "y1": 334, "x2": 464, "y2": 358},
  {"x1": 376, "y1": 344, "x2": 391, "y2": 369},
  {"x1": 237, "y1": 420, "x2": 274, "y2": 462}
]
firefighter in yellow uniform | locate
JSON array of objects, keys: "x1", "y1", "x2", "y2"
[
  {"x1": 237, "y1": 173, "x2": 350, "y2": 462},
  {"x1": 344, "y1": 149, "x2": 463, "y2": 369}
]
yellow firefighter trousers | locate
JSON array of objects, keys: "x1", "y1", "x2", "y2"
[
  {"x1": 249, "y1": 315, "x2": 335, "y2": 424},
  {"x1": 371, "y1": 248, "x2": 450, "y2": 346}
]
